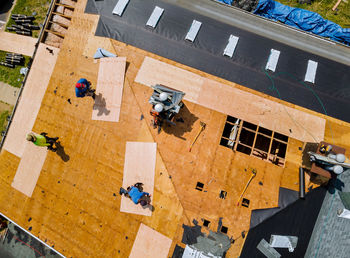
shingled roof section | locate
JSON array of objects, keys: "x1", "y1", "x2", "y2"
[{"x1": 305, "y1": 169, "x2": 350, "y2": 258}]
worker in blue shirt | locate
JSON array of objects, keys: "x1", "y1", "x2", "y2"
[
  {"x1": 120, "y1": 183, "x2": 151, "y2": 207},
  {"x1": 75, "y1": 78, "x2": 95, "y2": 99}
]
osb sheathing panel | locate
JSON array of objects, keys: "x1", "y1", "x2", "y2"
[
  {"x1": 0, "y1": 0, "x2": 349, "y2": 257},
  {"x1": 0, "y1": 2, "x2": 184, "y2": 257},
  {"x1": 135, "y1": 56, "x2": 325, "y2": 143},
  {"x1": 0, "y1": 31, "x2": 37, "y2": 56},
  {"x1": 11, "y1": 142, "x2": 48, "y2": 197},
  {"x1": 3, "y1": 44, "x2": 59, "y2": 158}
]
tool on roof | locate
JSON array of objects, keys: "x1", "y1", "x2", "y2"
[
  {"x1": 237, "y1": 168, "x2": 257, "y2": 206},
  {"x1": 189, "y1": 121, "x2": 206, "y2": 152},
  {"x1": 149, "y1": 84, "x2": 185, "y2": 131}
]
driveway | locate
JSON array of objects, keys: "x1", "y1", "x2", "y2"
[{"x1": 0, "y1": 0, "x2": 14, "y2": 29}]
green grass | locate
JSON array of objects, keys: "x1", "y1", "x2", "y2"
[
  {"x1": 276, "y1": 0, "x2": 350, "y2": 28},
  {"x1": 0, "y1": 50, "x2": 30, "y2": 88},
  {"x1": 5, "y1": 0, "x2": 51, "y2": 38},
  {"x1": 0, "y1": 110, "x2": 11, "y2": 135}
]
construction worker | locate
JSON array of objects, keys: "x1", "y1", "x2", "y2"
[
  {"x1": 26, "y1": 132, "x2": 58, "y2": 152},
  {"x1": 75, "y1": 78, "x2": 95, "y2": 99},
  {"x1": 119, "y1": 183, "x2": 152, "y2": 207},
  {"x1": 150, "y1": 103, "x2": 165, "y2": 128}
]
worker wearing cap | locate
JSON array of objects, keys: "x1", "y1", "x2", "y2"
[
  {"x1": 120, "y1": 183, "x2": 151, "y2": 207},
  {"x1": 26, "y1": 132, "x2": 58, "y2": 152},
  {"x1": 75, "y1": 78, "x2": 95, "y2": 99}
]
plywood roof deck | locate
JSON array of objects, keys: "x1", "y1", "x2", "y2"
[{"x1": 0, "y1": 0, "x2": 350, "y2": 257}]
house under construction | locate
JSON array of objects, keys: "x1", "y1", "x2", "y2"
[{"x1": 0, "y1": 0, "x2": 350, "y2": 257}]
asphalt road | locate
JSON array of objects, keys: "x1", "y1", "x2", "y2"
[{"x1": 0, "y1": 0, "x2": 14, "y2": 28}]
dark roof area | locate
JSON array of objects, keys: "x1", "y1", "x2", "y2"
[
  {"x1": 86, "y1": 0, "x2": 350, "y2": 122},
  {"x1": 241, "y1": 186, "x2": 327, "y2": 257}
]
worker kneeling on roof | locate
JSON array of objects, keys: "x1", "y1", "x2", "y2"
[
  {"x1": 75, "y1": 78, "x2": 96, "y2": 99},
  {"x1": 119, "y1": 183, "x2": 151, "y2": 207}
]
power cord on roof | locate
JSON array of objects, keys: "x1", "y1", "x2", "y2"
[
  {"x1": 263, "y1": 67, "x2": 340, "y2": 258},
  {"x1": 262, "y1": 68, "x2": 335, "y2": 143}
]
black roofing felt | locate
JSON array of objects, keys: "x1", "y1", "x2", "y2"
[
  {"x1": 240, "y1": 186, "x2": 327, "y2": 258},
  {"x1": 85, "y1": 0, "x2": 350, "y2": 123},
  {"x1": 250, "y1": 187, "x2": 299, "y2": 229}
]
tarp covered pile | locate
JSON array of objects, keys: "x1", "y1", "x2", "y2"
[{"x1": 216, "y1": 0, "x2": 350, "y2": 45}]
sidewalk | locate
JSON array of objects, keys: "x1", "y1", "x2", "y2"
[{"x1": 0, "y1": 82, "x2": 19, "y2": 106}]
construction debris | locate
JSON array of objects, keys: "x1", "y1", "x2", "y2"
[
  {"x1": 269, "y1": 235, "x2": 298, "y2": 252},
  {"x1": 93, "y1": 48, "x2": 117, "y2": 59},
  {"x1": 337, "y1": 208, "x2": 350, "y2": 219},
  {"x1": 257, "y1": 239, "x2": 281, "y2": 258}
]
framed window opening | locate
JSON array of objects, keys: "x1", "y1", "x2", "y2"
[{"x1": 220, "y1": 116, "x2": 288, "y2": 167}]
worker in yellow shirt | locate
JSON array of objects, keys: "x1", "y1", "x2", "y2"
[{"x1": 26, "y1": 132, "x2": 59, "y2": 152}]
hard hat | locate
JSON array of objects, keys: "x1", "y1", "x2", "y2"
[
  {"x1": 333, "y1": 165, "x2": 343, "y2": 174},
  {"x1": 336, "y1": 154, "x2": 346, "y2": 163},
  {"x1": 159, "y1": 92, "x2": 169, "y2": 101},
  {"x1": 154, "y1": 103, "x2": 164, "y2": 112},
  {"x1": 26, "y1": 133, "x2": 35, "y2": 141}
]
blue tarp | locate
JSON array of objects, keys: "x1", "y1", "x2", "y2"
[
  {"x1": 253, "y1": 0, "x2": 350, "y2": 45},
  {"x1": 216, "y1": 0, "x2": 234, "y2": 5}
]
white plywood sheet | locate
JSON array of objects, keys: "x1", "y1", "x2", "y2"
[
  {"x1": 0, "y1": 31, "x2": 36, "y2": 56},
  {"x1": 120, "y1": 142, "x2": 156, "y2": 216},
  {"x1": 135, "y1": 56, "x2": 203, "y2": 103},
  {"x1": 11, "y1": 141, "x2": 48, "y2": 197},
  {"x1": 3, "y1": 43, "x2": 59, "y2": 158},
  {"x1": 135, "y1": 57, "x2": 325, "y2": 143},
  {"x1": 129, "y1": 224, "x2": 172, "y2": 258},
  {"x1": 92, "y1": 57, "x2": 126, "y2": 122}
]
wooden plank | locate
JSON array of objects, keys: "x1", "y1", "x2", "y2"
[
  {"x1": 198, "y1": 78, "x2": 325, "y2": 142},
  {"x1": 49, "y1": 20, "x2": 69, "y2": 28},
  {"x1": 3, "y1": 43, "x2": 59, "y2": 158},
  {"x1": 45, "y1": 29, "x2": 65, "y2": 38},
  {"x1": 120, "y1": 142, "x2": 156, "y2": 216},
  {"x1": 92, "y1": 57, "x2": 126, "y2": 122},
  {"x1": 11, "y1": 141, "x2": 48, "y2": 197},
  {"x1": 129, "y1": 223, "x2": 172, "y2": 258},
  {"x1": 55, "y1": 2, "x2": 75, "y2": 9},
  {"x1": 0, "y1": 31, "x2": 37, "y2": 56},
  {"x1": 52, "y1": 12, "x2": 72, "y2": 19},
  {"x1": 135, "y1": 57, "x2": 325, "y2": 142},
  {"x1": 134, "y1": 56, "x2": 204, "y2": 103}
]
